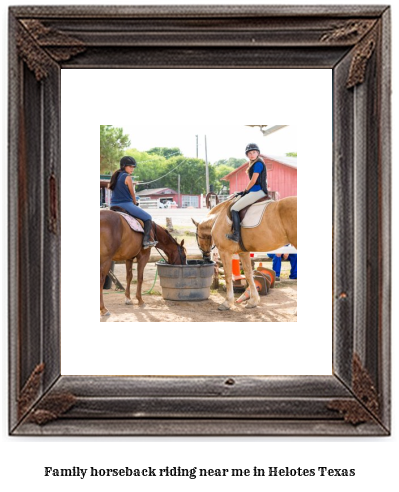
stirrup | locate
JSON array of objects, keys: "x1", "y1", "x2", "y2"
[
  {"x1": 142, "y1": 240, "x2": 158, "y2": 250},
  {"x1": 226, "y1": 232, "x2": 240, "y2": 243}
]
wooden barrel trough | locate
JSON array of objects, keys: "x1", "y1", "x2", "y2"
[{"x1": 156, "y1": 260, "x2": 215, "y2": 301}]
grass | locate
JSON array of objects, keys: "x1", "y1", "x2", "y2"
[
  {"x1": 166, "y1": 224, "x2": 196, "y2": 235},
  {"x1": 168, "y1": 227, "x2": 197, "y2": 245},
  {"x1": 170, "y1": 232, "x2": 197, "y2": 248},
  {"x1": 144, "y1": 290, "x2": 162, "y2": 296}
]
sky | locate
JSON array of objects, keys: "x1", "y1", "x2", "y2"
[{"x1": 123, "y1": 125, "x2": 297, "y2": 164}]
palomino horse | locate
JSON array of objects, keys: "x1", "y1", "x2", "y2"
[
  {"x1": 192, "y1": 196, "x2": 297, "y2": 310},
  {"x1": 100, "y1": 210, "x2": 186, "y2": 316}
]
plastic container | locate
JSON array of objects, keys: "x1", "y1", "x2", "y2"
[{"x1": 156, "y1": 260, "x2": 215, "y2": 301}]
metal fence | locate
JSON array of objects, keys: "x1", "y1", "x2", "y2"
[{"x1": 139, "y1": 200, "x2": 158, "y2": 209}]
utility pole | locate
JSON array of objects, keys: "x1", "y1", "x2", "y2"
[
  {"x1": 205, "y1": 135, "x2": 209, "y2": 194},
  {"x1": 196, "y1": 135, "x2": 198, "y2": 158},
  {"x1": 178, "y1": 174, "x2": 181, "y2": 207}
]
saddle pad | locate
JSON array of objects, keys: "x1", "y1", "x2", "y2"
[
  {"x1": 241, "y1": 200, "x2": 273, "y2": 229},
  {"x1": 117, "y1": 212, "x2": 144, "y2": 233}
]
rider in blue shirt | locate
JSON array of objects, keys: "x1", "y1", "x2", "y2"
[
  {"x1": 109, "y1": 156, "x2": 157, "y2": 249},
  {"x1": 226, "y1": 143, "x2": 268, "y2": 243}
]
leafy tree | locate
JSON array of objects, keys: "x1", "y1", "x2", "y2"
[
  {"x1": 212, "y1": 164, "x2": 235, "y2": 193},
  {"x1": 100, "y1": 125, "x2": 131, "y2": 173},
  {"x1": 142, "y1": 156, "x2": 222, "y2": 195},
  {"x1": 214, "y1": 157, "x2": 246, "y2": 169},
  {"x1": 123, "y1": 149, "x2": 239, "y2": 196},
  {"x1": 126, "y1": 149, "x2": 168, "y2": 191},
  {"x1": 147, "y1": 147, "x2": 182, "y2": 159},
  {"x1": 286, "y1": 152, "x2": 297, "y2": 157},
  {"x1": 162, "y1": 157, "x2": 208, "y2": 194}
]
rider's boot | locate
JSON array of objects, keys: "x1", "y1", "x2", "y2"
[
  {"x1": 142, "y1": 220, "x2": 158, "y2": 249},
  {"x1": 226, "y1": 210, "x2": 241, "y2": 243}
]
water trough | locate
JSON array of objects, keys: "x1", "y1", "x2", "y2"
[{"x1": 156, "y1": 260, "x2": 215, "y2": 301}]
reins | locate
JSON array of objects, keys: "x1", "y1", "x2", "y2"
[{"x1": 195, "y1": 231, "x2": 215, "y2": 259}]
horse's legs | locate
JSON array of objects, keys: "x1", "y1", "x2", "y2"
[
  {"x1": 100, "y1": 259, "x2": 113, "y2": 316},
  {"x1": 239, "y1": 252, "x2": 260, "y2": 308},
  {"x1": 218, "y1": 250, "x2": 235, "y2": 311},
  {"x1": 136, "y1": 248, "x2": 151, "y2": 305},
  {"x1": 125, "y1": 259, "x2": 134, "y2": 305}
]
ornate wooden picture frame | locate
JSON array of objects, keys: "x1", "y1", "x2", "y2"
[{"x1": 9, "y1": 5, "x2": 391, "y2": 435}]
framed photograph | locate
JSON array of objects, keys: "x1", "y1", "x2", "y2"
[{"x1": 9, "y1": 5, "x2": 390, "y2": 435}]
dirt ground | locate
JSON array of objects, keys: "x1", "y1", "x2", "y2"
[{"x1": 101, "y1": 261, "x2": 297, "y2": 323}]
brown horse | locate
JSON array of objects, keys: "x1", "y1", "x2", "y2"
[
  {"x1": 192, "y1": 196, "x2": 297, "y2": 310},
  {"x1": 100, "y1": 210, "x2": 186, "y2": 316}
]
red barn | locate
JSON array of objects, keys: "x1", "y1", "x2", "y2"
[{"x1": 221, "y1": 154, "x2": 297, "y2": 199}]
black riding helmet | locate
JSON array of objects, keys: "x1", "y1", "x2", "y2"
[
  {"x1": 120, "y1": 155, "x2": 137, "y2": 168},
  {"x1": 245, "y1": 143, "x2": 260, "y2": 156}
]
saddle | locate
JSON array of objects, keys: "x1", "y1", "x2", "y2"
[
  {"x1": 229, "y1": 195, "x2": 273, "y2": 252},
  {"x1": 238, "y1": 195, "x2": 271, "y2": 222},
  {"x1": 110, "y1": 206, "x2": 144, "y2": 230}
]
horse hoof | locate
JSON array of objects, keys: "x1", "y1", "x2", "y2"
[
  {"x1": 218, "y1": 303, "x2": 231, "y2": 311},
  {"x1": 245, "y1": 303, "x2": 258, "y2": 309},
  {"x1": 125, "y1": 298, "x2": 133, "y2": 305},
  {"x1": 101, "y1": 310, "x2": 111, "y2": 317}
]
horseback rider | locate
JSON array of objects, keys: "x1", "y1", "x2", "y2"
[
  {"x1": 226, "y1": 143, "x2": 268, "y2": 243},
  {"x1": 109, "y1": 156, "x2": 157, "y2": 249}
]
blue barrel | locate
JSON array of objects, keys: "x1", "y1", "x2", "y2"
[{"x1": 156, "y1": 260, "x2": 215, "y2": 301}]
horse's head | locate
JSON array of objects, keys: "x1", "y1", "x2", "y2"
[
  {"x1": 168, "y1": 238, "x2": 187, "y2": 265},
  {"x1": 192, "y1": 218, "x2": 213, "y2": 262},
  {"x1": 152, "y1": 223, "x2": 187, "y2": 265}
]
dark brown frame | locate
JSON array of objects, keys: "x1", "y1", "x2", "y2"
[{"x1": 9, "y1": 5, "x2": 391, "y2": 436}]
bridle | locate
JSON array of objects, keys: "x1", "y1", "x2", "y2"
[
  {"x1": 153, "y1": 222, "x2": 186, "y2": 265},
  {"x1": 194, "y1": 195, "x2": 236, "y2": 259},
  {"x1": 195, "y1": 230, "x2": 215, "y2": 260}
]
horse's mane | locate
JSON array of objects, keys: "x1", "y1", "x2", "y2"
[
  {"x1": 153, "y1": 222, "x2": 180, "y2": 246},
  {"x1": 197, "y1": 197, "x2": 235, "y2": 237},
  {"x1": 206, "y1": 196, "x2": 234, "y2": 216}
]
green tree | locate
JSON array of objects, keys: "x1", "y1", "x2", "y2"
[
  {"x1": 126, "y1": 149, "x2": 236, "y2": 195},
  {"x1": 100, "y1": 125, "x2": 131, "y2": 173},
  {"x1": 126, "y1": 149, "x2": 168, "y2": 191},
  {"x1": 214, "y1": 157, "x2": 246, "y2": 169},
  {"x1": 161, "y1": 157, "x2": 210, "y2": 194},
  {"x1": 147, "y1": 147, "x2": 182, "y2": 159},
  {"x1": 286, "y1": 152, "x2": 297, "y2": 157},
  {"x1": 212, "y1": 164, "x2": 235, "y2": 193}
]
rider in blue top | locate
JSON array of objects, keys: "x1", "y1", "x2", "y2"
[
  {"x1": 226, "y1": 143, "x2": 268, "y2": 243},
  {"x1": 109, "y1": 156, "x2": 157, "y2": 249}
]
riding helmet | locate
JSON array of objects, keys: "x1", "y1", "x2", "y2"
[
  {"x1": 245, "y1": 143, "x2": 260, "y2": 155},
  {"x1": 120, "y1": 155, "x2": 137, "y2": 168}
]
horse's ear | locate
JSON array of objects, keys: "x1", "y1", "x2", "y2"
[
  {"x1": 180, "y1": 239, "x2": 185, "y2": 247},
  {"x1": 191, "y1": 218, "x2": 199, "y2": 227}
]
